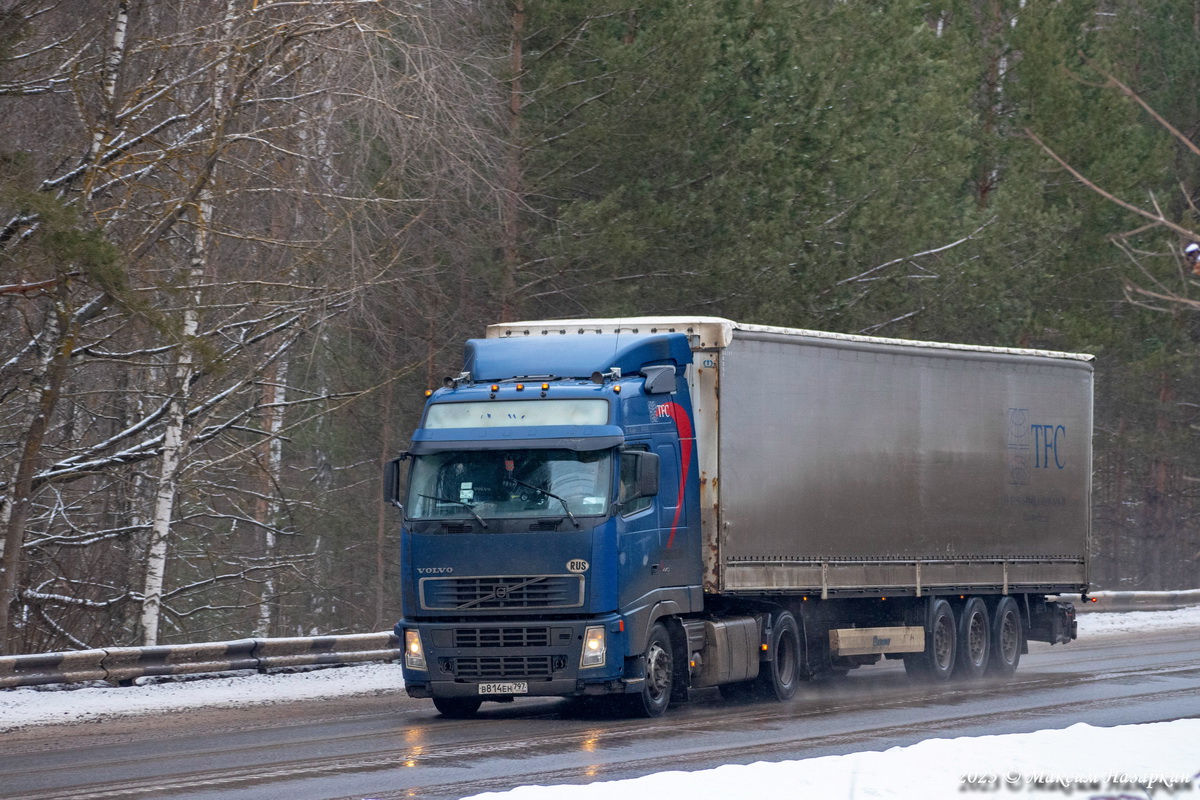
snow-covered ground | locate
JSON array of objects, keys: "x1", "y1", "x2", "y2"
[
  {"x1": 468, "y1": 720, "x2": 1200, "y2": 799},
  {"x1": 3, "y1": 607, "x2": 1199, "y2": 799}
]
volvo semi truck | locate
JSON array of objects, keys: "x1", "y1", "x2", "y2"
[{"x1": 385, "y1": 317, "x2": 1092, "y2": 717}]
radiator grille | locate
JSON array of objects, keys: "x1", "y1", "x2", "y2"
[
  {"x1": 453, "y1": 655, "x2": 559, "y2": 680},
  {"x1": 454, "y1": 627, "x2": 551, "y2": 648},
  {"x1": 420, "y1": 575, "x2": 584, "y2": 610}
]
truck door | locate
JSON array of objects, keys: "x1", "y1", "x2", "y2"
[
  {"x1": 617, "y1": 443, "x2": 662, "y2": 610},
  {"x1": 617, "y1": 437, "x2": 690, "y2": 609},
  {"x1": 654, "y1": 440, "x2": 702, "y2": 590},
  {"x1": 655, "y1": 441, "x2": 684, "y2": 571}
]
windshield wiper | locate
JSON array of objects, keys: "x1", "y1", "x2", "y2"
[
  {"x1": 418, "y1": 494, "x2": 488, "y2": 528},
  {"x1": 508, "y1": 477, "x2": 580, "y2": 529}
]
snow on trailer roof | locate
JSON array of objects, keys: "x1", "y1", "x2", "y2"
[{"x1": 487, "y1": 316, "x2": 1096, "y2": 363}]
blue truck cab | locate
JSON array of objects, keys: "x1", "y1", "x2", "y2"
[{"x1": 387, "y1": 332, "x2": 703, "y2": 717}]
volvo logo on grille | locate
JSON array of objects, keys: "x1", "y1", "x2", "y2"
[
  {"x1": 421, "y1": 574, "x2": 582, "y2": 611},
  {"x1": 418, "y1": 567, "x2": 453, "y2": 574}
]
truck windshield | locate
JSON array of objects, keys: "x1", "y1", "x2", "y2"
[{"x1": 407, "y1": 449, "x2": 613, "y2": 521}]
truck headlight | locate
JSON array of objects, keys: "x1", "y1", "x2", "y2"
[
  {"x1": 404, "y1": 629, "x2": 427, "y2": 670},
  {"x1": 581, "y1": 625, "x2": 606, "y2": 668}
]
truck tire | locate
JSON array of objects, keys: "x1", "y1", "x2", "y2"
[
  {"x1": 756, "y1": 612, "x2": 800, "y2": 701},
  {"x1": 629, "y1": 622, "x2": 674, "y2": 717},
  {"x1": 986, "y1": 596, "x2": 1022, "y2": 678},
  {"x1": 904, "y1": 598, "x2": 956, "y2": 682},
  {"x1": 954, "y1": 597, "x2": 990, "y2": 680},
  {"x1": 432, "y1": 697, "x2": 483, "y2": 718}
]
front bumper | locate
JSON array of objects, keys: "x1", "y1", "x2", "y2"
[
  {"x1": 405, "y1": 677, "x2": 638, "y2": 699},
  {"x1": 397, "y1": 616, "x2": 628, "y2": 699}
]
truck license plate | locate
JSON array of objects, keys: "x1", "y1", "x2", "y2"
[{"x1": 478, "y1": 681, "x2": 527, "y2": 695}]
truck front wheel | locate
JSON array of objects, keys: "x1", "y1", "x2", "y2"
[{"x1": 630, "y1": 622, "x2": 673, "y2": 717}]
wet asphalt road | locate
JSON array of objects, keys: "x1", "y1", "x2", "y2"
[{"x1": 3, "y1": 628, "x2": 1198, "y2": 800}]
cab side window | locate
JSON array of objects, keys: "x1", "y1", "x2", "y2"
[{"x1": 619, "y1": 446, "x2": 653, "y2": 515}]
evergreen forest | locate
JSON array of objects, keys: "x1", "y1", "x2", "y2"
[{"x1": 2, "y1": 0, "x2": 1199, "y2": 654}]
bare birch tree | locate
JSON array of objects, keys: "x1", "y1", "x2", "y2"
[{"x1": 0, "y1": 0, "x2": 504, "y2": 652}]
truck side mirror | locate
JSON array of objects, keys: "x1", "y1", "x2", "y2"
[
  {"x1": 384, "y1": 453, "x2": 409, "y2": 511},
  {"x1": 634, "y1": 451, "x2": 660, "y2": 498}
]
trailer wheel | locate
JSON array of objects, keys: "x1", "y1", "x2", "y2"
[
  {"x1": 904, "y1": 598, "x2": 956, "y2": 682},
  {"x1": 432, "y1": 697, "x2": 483, "y2": 718},
  {"x1": 629, "y1": 622, "x2": 673, "y2": 717},
  {"x1": 756, "y1": 612, "x2": 800, "y2": 701},
  {"x1": 987, "y1": 596, "x2": 1022, "y2": 678},
  {"x1": 954, "y1": 597, "x2": 990, "y2": 680}
]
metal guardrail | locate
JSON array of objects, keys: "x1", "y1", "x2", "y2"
[
  {"x1": 0, "y1": 631, "x2": 399, "y2": 689},
  {"x1": 3, "y1": 590, "x2": 1198, "y2": 690}
]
